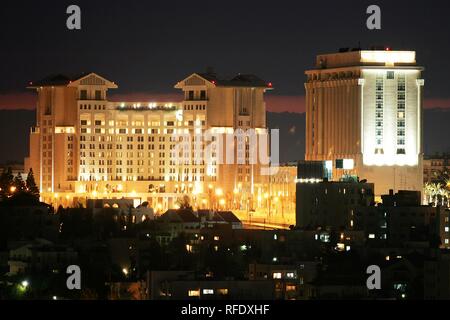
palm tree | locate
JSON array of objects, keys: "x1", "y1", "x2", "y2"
[
  {"x1": 437, "y1": 187, "x2": 448, "y2": 207},
  {"x1": 424, "y1": 182, "x2": 442, "y2": 206},
  {"x1": 424, "y1": 183, "x2": 436, "y2": 205}
]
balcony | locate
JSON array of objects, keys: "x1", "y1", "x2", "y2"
[{"x1": 185, "y1": 98, "x2": 209, "y2": 102}]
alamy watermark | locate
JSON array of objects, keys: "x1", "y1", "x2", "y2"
[
  {"x1": 366, "y1": 5, "x2": 381, "y2": 30},
  {"x1": 366, "y1": 265, "x2": 381, "y2": 290},
  {"x1": 66, "y1": 5, "x2": 81, "y2": 30},
  {"x1": 173, "y1": 128, "x2": 280, "y2": 176},
  {"x1": 66, "y1": 265, "x2": 81, "y2": 290}
]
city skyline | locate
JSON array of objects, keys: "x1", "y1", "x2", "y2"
[{"x1": 1, "y1": 0, "x2": 450, "y2": 305}]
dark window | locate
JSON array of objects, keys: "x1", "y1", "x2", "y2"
[
  {"x1": 200, "y1": 90, "x2": 206, "y2": 100},
  {"x1": 95, "y1": 90, "x2": 102, "y2": 100},
  {"x1": 387, "y1": 71, "x2": 395, "y2": 79},
  {"x1": 80, "y1": 90, "x2": 88, "y2": 100}
]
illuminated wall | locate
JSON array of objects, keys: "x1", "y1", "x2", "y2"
[{"x1": 361, "y1": 69, "x2": 424, "y2": 167}]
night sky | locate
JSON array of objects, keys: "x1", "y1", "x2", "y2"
[{"x1": 1, "y1": 0, "x2": 450, "y2": 112}]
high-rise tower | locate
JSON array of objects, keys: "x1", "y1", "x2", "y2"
[{"x1": 305, "y1": 48, "x2": 424, "y2": 196}]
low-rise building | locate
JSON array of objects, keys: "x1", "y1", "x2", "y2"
[{"x1": 8, "y1": 239, "x2": 78, "y2": 275}]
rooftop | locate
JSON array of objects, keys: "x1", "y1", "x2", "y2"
[
  {"x1": 308, "y1": 47, "x2": 420, "y2": 71},
  {"x1": 178, "y1": 70, "x2": 272, "y2": 88},
  {"x1": 28, "y1": 73, "x2": 91, "y2": 87}
]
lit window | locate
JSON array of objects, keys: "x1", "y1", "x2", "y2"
[
  {"x1": 273, "y1": 273, "x2": 282, "y2": 279},
  {"x1": 446, "y1": 239, "x2": 449, "y2": 245},
  {"x1": 188, "y1": 290, "x2": 200, "y2": 297},
  {"x1": 202, "y1": 289, "x2": 214, "y2": 295},
  {"x1": 286, "y1": 272, "x2": 296, "y2": 279},
  {"x1": 369, "y1": 234, "x2": 376, "y2": 239},
  {"x1": 286, "y1": 285, "x2": 296, "y2": 292},
  {"x1": 445, "y1": 227, "x2": 449, "y2": 233},
  {"x1": 217, "y1": 289, "x2": 228, "y2": 295},
  {"x1": 214, "y1": 236, "x2": 220, "y2": 241}
]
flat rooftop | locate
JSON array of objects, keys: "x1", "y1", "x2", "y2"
[{"x1": 311, "y1": 48, "x2": 418, "y2": 70}]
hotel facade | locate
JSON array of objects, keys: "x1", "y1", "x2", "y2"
[
  {"x1": 304, "y1": 49, "x2": 424, "y2": 196},
  {"x1": 25, "y1": 72, "x2": 275, "y2": 212}
]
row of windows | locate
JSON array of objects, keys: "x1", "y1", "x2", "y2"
[
  {"x1": 79, "y1": 135, "x2": 189, "y2": 143},
  {"x1": 80, "y1": 166, "x2": 208, "y2": 174},
  {"x1": 80, "y1": 120, "x2": 205, "y2": 126},
  {"x1": 79, "y1": 143, "x2": 211, "y2": 151},
  {"x1": 79, "y1": 157, "x2": 212, "y2": 167},
  {"x1": 81, "y1": 128, "x2": 206, "y2": 135},
  {"x1": 185, "y1": 90, "x2": 207, "y2": 101},
  {"x1": 397, "y1": 75, "x2": 406, "y2": 151},
  {"x1": 238, "y1": 120, "x2": 251, "y2": 127},
  {"x1": 375, "y1": 77, "x2": 384, "y2": 147},
  {"x1": 79, "y1": 90, "x2": 103, "y2": 101},
  {"x1": 184, "y1": 105, "x2": 206, "y2": 111},
  {"x1": 80, "y1": 104, "x2": 106, "y2": 111},
  {"x1": 79, "y1": 175, "x2": 211, "y2": 182}
]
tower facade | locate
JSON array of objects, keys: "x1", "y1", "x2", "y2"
[{"x1": 305, "y1": 49, "x2": 424, "y2": 196}]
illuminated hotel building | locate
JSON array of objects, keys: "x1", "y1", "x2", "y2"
[
  {"x1": 305, "y1": 48, "x2": 424, "y2": 196},
  {"x1": 24, "y1": 72, "x2": 272, "y2": 210}
]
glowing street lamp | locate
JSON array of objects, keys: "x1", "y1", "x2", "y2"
[
  {"x1": 10, "y1": 186, "x2": 17, "y2": 193},
  {"x1": 215, "y1": 188, "x2": 223, "y2": 197}
]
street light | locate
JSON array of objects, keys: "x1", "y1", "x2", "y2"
[
  {"x1": 215, "y1": 188, "x2": 223, "y2": 197},
  {"x1": 10, "y1": 186, "x2": 17, "y2": 193}
]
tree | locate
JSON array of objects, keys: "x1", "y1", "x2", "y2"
[
  {"x1": 0, "y1": 167, "x2": 14, "y2": 199},
  {"x1": 425, "y1": 182, "x2": 450, "y2": 208},
  {"x1": 26, "y1": 168, "x2": 40, "y2": 200},
  {"x1": 13, "y1": 173, "x2": 26, "y2": 193},
  {"x1": 176, "y1": 195, "x2": 193, "y2": 211}
]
